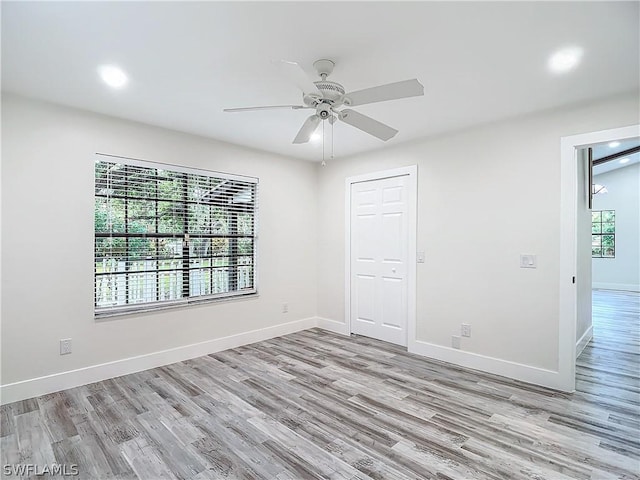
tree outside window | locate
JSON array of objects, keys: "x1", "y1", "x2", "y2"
[
  {"x1": 95, "y1": 157, "x2": 258, "y2": 317},
  {"x1": 592, "y1": 210, "x2": 615, "y2": 258}
]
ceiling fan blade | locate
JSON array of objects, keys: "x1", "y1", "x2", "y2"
[
  {"x1": 293, "y1": 115, "x2": 320, "y2": 144},
  {"x1": 274, "y1": 60, "x2": 320, "y2": 95},
  {"x1": 338, "y1": 109, "x2": 398, "y2": 141},
  {"x1": 344, "y1": 79, "x2": 424, "y2": 107},
  {"x1": 223, "y1": 105, "x2": 310, "y2": 113}
]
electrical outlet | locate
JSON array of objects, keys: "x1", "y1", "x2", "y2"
[
  {"x1": 451, "y1": 335, "x2": 461, "y2": 349},
  {"x1": 461, "y1": 323, "x2": 471, "y2": 338},
  {"x1": 282, "y1": 303, "x2": 289, "y2": 313},
  {"x1": 520, "y1": 254, "x2": 537, "y2": 268},
  {"x1": 60, "y1": 338, "x2": 72, "y2": 355}
]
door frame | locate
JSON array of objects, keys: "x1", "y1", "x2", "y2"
[
  {"x1": 559, "y1": 123, "x2": 639, "y2": 392},
  {"x1": 345, "y1": 165, "x2": 418, "y2": 348}
]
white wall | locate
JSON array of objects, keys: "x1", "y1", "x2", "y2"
[
  {"x1": 2, "y1": 91, "x2": 639, "y2": 401},
  {"x1": 1, "y1": 94, "x2": 317, "y2": 396},
  {"x1": 317, "y1": 92, "x2": 639, "y2": 380},
  {"x1": 593, "y1": 162, "x2": 640, "y2": 291}
]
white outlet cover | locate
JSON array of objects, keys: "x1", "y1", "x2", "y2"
[
  {"x1": 60, "y1": 338, "x2": 72, "y2": 355},
  {"x1": 520, "y1": 254, "x2": 537, "y2": 268}
]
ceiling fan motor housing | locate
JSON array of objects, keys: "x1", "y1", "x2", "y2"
[
  {"x1": 314, "y1": 81, "x2": 345, "y2": 102},
  {"x1": 305, "y1": 80, "x2": 347, "y2": 110}
]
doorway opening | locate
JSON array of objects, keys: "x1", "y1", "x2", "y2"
[
  {"x1": 559, "y1": 125, "x2": 639, "y2": 392},
  {"x1": 576, "y1": 138, "x2": 640, "y2": 392}
]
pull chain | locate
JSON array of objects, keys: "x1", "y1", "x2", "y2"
[
  {"x1": 321, "y1": 120, "x2": 326, "y2": 167},
  {"x1": 331, "y1": 117, "x2": 334, "y2": 159}
]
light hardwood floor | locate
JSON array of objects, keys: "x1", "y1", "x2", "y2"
[{"x1": 1, "y1": 290, "x2": 639, "y2": 479}]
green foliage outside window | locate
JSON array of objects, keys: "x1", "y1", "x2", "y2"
[
  {"x1": 592, "y1": 210, "x2": 615, "y2": 258},
  {"x1": 94, "y1": 159, "x2": 257, "y2": 315}
]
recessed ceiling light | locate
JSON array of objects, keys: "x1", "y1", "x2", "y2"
[
  {"x1": 608, "y1": 141, "x2": 620, "y2": 148},
  {"x1": 619, "y1": 157, "x2": 630, "y2": 164},
  {"x1": 98, "y1": 65, "x2": 128, "y2": 88},
  {"x1": 548, "y1": 47, "x2": 583, "y2": 74}
]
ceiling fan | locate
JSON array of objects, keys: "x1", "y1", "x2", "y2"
[{"x1": 223, "y1": 59, "x2": 424, "y2": 144}]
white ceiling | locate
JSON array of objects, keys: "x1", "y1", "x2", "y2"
[{"x1": 2, "y1": 2, "x2": 639, "y2": 162}]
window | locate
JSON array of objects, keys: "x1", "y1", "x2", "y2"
[
  {"x1": 592, "y1": 210, "x2": 615, "y2": 258},
  {"x1": 94, "y1": 155, "x2": 257, "y2": 317}
]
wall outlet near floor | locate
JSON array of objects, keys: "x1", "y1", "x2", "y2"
[
  {"x1": 461, "y1": 323, "x2": 471, "y2": 338},
  {"x1": 451, "y1": 335, "x2": 461, "y2": 349},
  {"x1": 520, "y1": 254, "x2": 537, "y2": 268},
  {"x1": 60, "y1": 338, "x2": 72, "y2": 355},
  {"x1": 282, "y1": 303, "x2": 289, "y2": 313}
]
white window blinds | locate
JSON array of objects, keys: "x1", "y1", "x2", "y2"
[{"x1": 94, "y1": 154, "x2": 258, "y2": 317}]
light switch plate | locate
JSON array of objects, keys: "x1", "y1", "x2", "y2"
[
  {"x1": 520, "y1": 254, "x2": 537, "y2": 268},
  {"x1": 417, "y1": 251, "x2": 425, "y2": 263},
  {"x1": 461, "y1": 323, "x2": 471, "y2": 338}
]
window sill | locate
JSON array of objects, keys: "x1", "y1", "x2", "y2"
[{"x1": 94, "y1": 292, "x2": 259, "y2": 321}]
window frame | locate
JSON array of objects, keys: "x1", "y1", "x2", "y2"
[
  {"x1": 94, "y1": 154, "x2": 259, "y2": 318},
  {"x1": 591, "y1": 209, "x2": 615, "y2": 259}
]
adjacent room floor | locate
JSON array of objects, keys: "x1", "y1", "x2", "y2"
[{"x1": 1, "y1": 290, "x2": 639, "y2": 479}]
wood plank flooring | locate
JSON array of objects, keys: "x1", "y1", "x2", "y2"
[{"x1": 2, "y1": 290, "x2": 639, "y2": 479}]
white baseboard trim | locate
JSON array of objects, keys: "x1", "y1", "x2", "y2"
[
  {"x1": 408, "y1": 339, "x2": 569, "y2": 392},
  {"x1": 316, "y1": 317, "x2": 350, "y2": 335},
  {"x1": 0, "y1": 317, "x2": 317, "y2": 405},
  {"x1": 2, "y1": 315, "x2": 579, "y2": 404},
  {"x1": 576, "y1": 325, "x2": 594, "y2": 358},
  {"x1": 593, "y1": 282, "x2": 640, "y2": 292}
]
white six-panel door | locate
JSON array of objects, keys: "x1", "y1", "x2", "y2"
[{"x1": 350, "y1": 175, "x2": 408, "y2": 346}]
